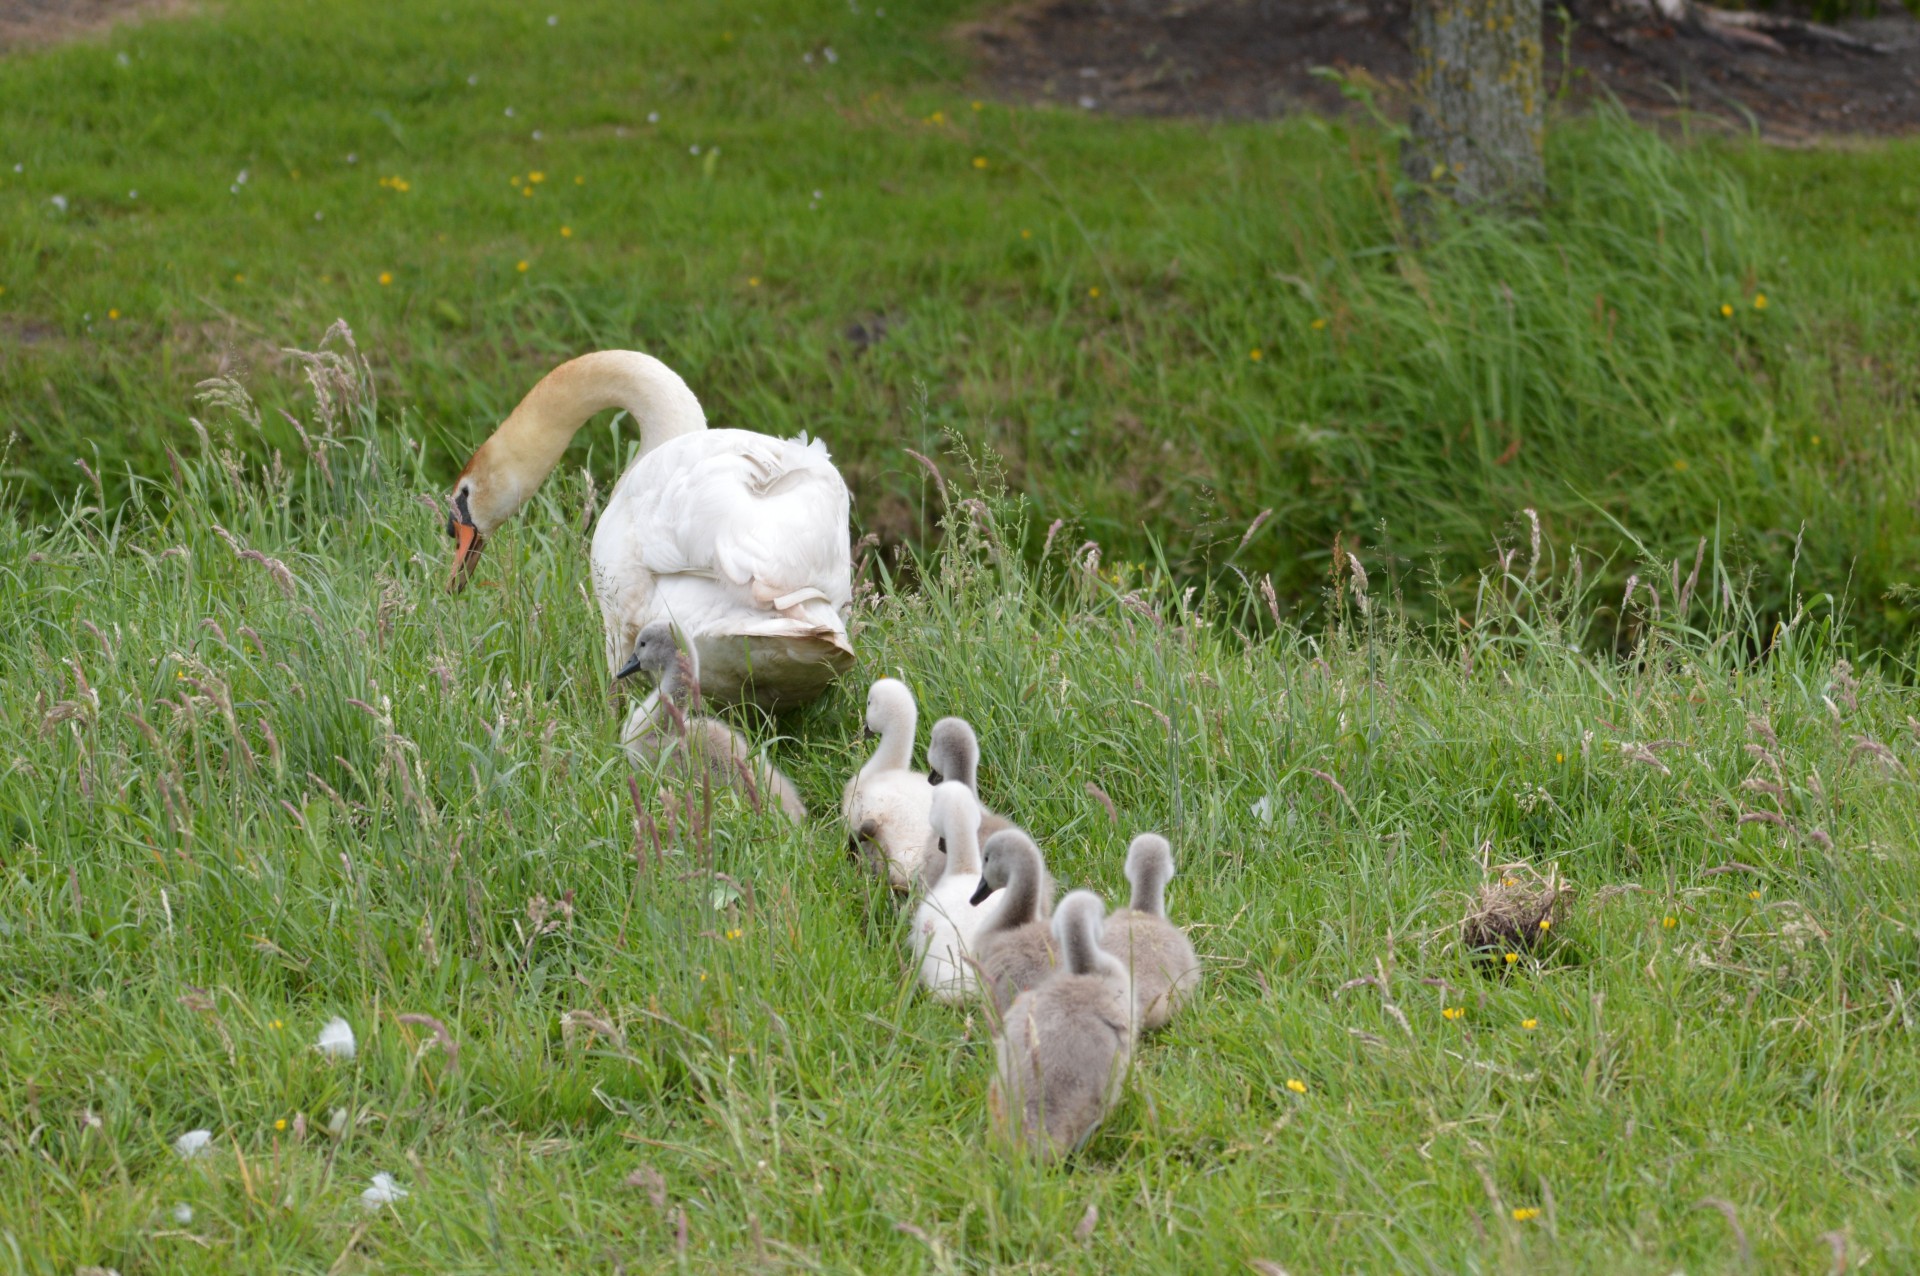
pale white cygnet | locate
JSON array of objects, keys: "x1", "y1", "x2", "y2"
[
  {"x1": 969, "y1": 828, "x2": 1057, "y2": 1016},
  {"x1": 619, "y1": 622, "x2": 806, "y2": 823},
  {"x1": 1098, "y1": 833, "x2": 1201, "y2": 1032},
  {"x1": 840, "y1": 678, "x2": 934, "y2": 891},
  {"x1": 989, "y1": 890, "x2": 1133, "y2": 1162},
  {"x1": 910, "y1": 781, "x2": 996, "y2": 1003}
]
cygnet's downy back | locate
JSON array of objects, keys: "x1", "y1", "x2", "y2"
[
  {"x1": 618, "y1": 621, "x2": 806, "y2": 824},
  {"x1": 1098, "y1": 833, "x2": 1200, "y2": 1032},
  {"x1": 969, "y1": 829, "x2": 1057, "y2": 1015},
  {"x1": 989, "y1": 890, "x2": 1132, "y2": 1162}
]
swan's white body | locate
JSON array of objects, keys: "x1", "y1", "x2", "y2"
[
  {"x1": 448, "y1": 351, "x2": 853, "y2": 710},
  {"x1": 842, "y1": 679, "x2": 936, "y2": 891},
  {"x1": 912, "y1": 783, "x2": 998, "y2": 1004}
]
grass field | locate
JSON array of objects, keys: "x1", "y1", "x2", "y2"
[{"x1": 4, "y1": 0, "x2": 1920, "y2": 1272}]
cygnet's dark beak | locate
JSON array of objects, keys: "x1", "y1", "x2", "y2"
[
  {"x1": 615, "y1": 652, "x2": 645, "y2": 682},
  {"x1": 969, "y1": 878, "x2": 996, "y2": 907},
  {"x1": 861, "y1": 724, "x2": 876, "y2": 741},
  {"x1": 927, "y1": 769, "x2": 944, "y2": 786}
]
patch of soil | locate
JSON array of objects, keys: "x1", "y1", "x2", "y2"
[
  {"x1": 0, "y1": 0, "x2": 189, "y2": 53},
  {"x1": 965, "y1": 0, "x2": 1920, "y2": 139}
]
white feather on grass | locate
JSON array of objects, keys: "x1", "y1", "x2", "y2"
[
  {"x1": 173, "y1": 1129, "x2": 213, "y2": 1159},
  {"x1": 361, "y1": 1172, "x2": 409, "y2": 1211},
  {"x1": 315, "y1": 1016, "x2": 357, "y2": 1060}
]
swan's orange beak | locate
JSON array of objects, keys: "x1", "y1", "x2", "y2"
[{"x1": 448, "y1": 521, "x2": 485, "y2": 594}]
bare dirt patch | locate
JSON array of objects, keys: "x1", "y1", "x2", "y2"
[
  {"x1": 965, "y1": 0, "x2": 1920, "y2": 140},
  {"x1": 0, "y1": 0, "x2": 191, "y2": 53}
]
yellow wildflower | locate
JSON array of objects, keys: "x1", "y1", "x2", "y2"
[
  {"x1": 1442, "y1": 1006, "x2": 1465, "y2": 1021},
  {"x1": 971, "y1": 100, "x2": 984, "y2": 111},
  {"x1": 725, "y1": 928, "x2": 742, "y2": 940},
  {"x1": 1020, "y1": 228, "x2": 1031, "y2": 239},
  {"x1": 1522, "y1": 1018, "x2": 1538, "y2": 1030},
  {"x1": 108, "y1": 309, "x2": 121, "y2": 320},
  {"x1": 1748, "y1": 889, "x2": 1761, "y2": 900},
  {"x1": 1662, "y1": 916, "x2": 1676, "y2": 929},
  {"x1": 1249, "y1": 349, "x2": 1263, "y2": 362},
  {"x1": 275, "y1": 1118, "x2": 287, "y2": 1131},
  {"x1": 1310, "y1": 317, "x2": 1327, "y2": 330},
  {"x1": 1087, "y1": 286, "x2": 1100, "y2": 298},
  {"x1": 233, "y1": 273, "x2": 247, "y2": 284},
  {"x1": 972, "y1": 156, "x2": 988, "y2": 169},
  {"x1": 1720, "y1": 304, "x2": 1734, "y2": 317},
  {"x1": 1285, "y1": 1078, "x2": 1307, "y2": 1094},
  {"x1": 748, "y1": 276, "x2": 760, "y2": 287},
  {"x1": 378, "y1": 271, "x2": 393, "y2": 286},
  {"x1": 1504, "y1": 952, "x2": 1519, "y2": 965},
  {"x1": 1673, "y1": 458, "x2": 1689, "y2": 471},
  {"x1": 1512, "y1": 1207, "x2": 1541, "y2": 1222},
  {"x1": 575, "y1": 175, "x2": 585, "y2": 184},
  {"x1": 1754, "y1": 294, "x2": 1767, "y2": 309},
  {"x1": 1538, "y1": 917, "x2": 1552, "y2": 931},
  {"x1": 529, "y1": 171, "x2": 546, "y2": 184},
  {"x1": 1555, "y1": 751, "x2": 1564, "y2": 764},
  {"x1": 522, "y1": 186, "x2": 533, "y2": 197},
  {"x1": 270, "y1": 1019, "x2": 284, "y2": 1030},
  {"x1": 560, "y1": 225, "x2": 572, "y2": 237},
  {"x1": 516, "y1": 260, "x2": 530, "y2": 273},
  {"x1": 511, "y1": 175, "x2": 522, "y2": 186}
]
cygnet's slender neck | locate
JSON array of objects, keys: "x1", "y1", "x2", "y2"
[
  {"x1": 863, "y1": 690, "x2": 916, "y2": 776},
  {"x1": 936, "y1": 720, "x2": 981, "y2": 790},
  {"x1": 992, "y1": 843, "x2": 1042, "y2": 931},
  {"x1": 1057, "y1": 897, "x2": 1105, "y2": 976},
  {"x1": 464, "y1": 351, "x2": 706, "y2": 529},
  {"x1": 657, "y1": 644, "x2": 701, "y2": 708},
  {"x1": 940, "y1": 794, "x2": 983, "y2": 877},
  {"x1": 1127, "y1": 837, "x2": 1173, "y2": 917}
]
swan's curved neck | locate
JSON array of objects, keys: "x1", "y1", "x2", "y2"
[
  {"x1": 1129, "y1": 859, "x2": 1168, "y2": 918},
  {"x1": 1061, "y1": 910, "x2": 1102, "y2": 976},
  {"x1": 864, "y1": 704, "x2": 916, "y2": 776},
  {"x1": 946, "y1": 818, "x2": 982, "y2": 877},
  {"x1": 464, "y1": 351, "x2": 706, "y2": 530},
  {"x1": 990, "y1": 853, "x2": 1041, "y2": 931}
]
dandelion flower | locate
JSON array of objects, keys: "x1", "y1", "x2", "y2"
[
  {"x1": 1442, "y1": 1006, "x2": 1465, "y2": 1021},
  {"x1": 1538, "y1": 917, "x2": 1552, "y2": 931},
  {"x1": 270, "y1": 1019, "x2": 283, "y2": 1030},
  {"x1": 972, "y1": 156, "x2": 988, "y2": 169},
  {"x1": 1285, "y1": 1078, "x2": 1307, "y2": 1094},
  {"x1": 725, "y1": 928, "x2": 742, "y2": 940},
  {"x1": 315, "y1": 1017, "x2": 357, "y2": 1060},
  {"x1": 1087, "y1": 286, "x2": 1100, "y2": 298},
  {"x1": 1754, "y1": 294, "x2": 1767, "y2": 309},
  {"x1": 1810, "y1": 434, "x2": 1821, "y2": 445},
  {"x1": 1020, "y1": 228, "x2": 1031, "y2": 239},
  {"x1": 378, "y1": 271, "x2": 393, "y2": 286},
  {"x1": 1555, "y1": 751, "x2": 1565, "y2": 764},
  {"x1": 274, "y1": 1118, "x2": 287, "y2": 1131},
  {"x1": 1522, "y1": 1018, "x2": 1538, "y2": 1030},
  {"x1": 1504, "y1": 952, "x2": 1519, "y2": 965},
  {"x1": 516, "y1": 260, "x2": 530, "y2": 273},
  {"x1": 529, "y1": 171, "x2": 546, "y2": 184},
  {"x1": 174, "y1": 1129, "x2": 213, "y2": 1160},
  {"x1": 1310, "y1": 317, "x2": 1327, "y2": 330},
  {"x1": 560, "y1": 225, "x2": 572, "y2": 237},
  {"x1": 1662, "y1": 916, "x2": 1677, "y2": 929},
  {"x1": 522, "y1": 186, "x2": 533, "y2": 197},
  {"x1": 108, "y1": 309, "x2": 121, "y2": 320},
  {"x1": 1249, "y1": 348, "x2": 1263, "y2": 361},
  {"x1": 1512, "y1": 1207, "x2": 1541, "y2": 1222},
  {"x1": 361, "y1": 1172, "x2": 409, "y2": 1211},
  {"x1": 1748, "y1": 889, "x2": 1761, "y2": 900},
  {"x1": 971, "y1": 99, "x2": 984, "y2": 111},
  {"x1": 575, "y1": 175, "x2": 585, "y2": 184},
  {"x1": 233, "y1": 273, "x2": 247, "y2": 284},
  {"x1": 1720, "y1": 304, "x2": 1734, "y2": 317},
  {"x1": 748, "y1": 276, "x2": 761, "y2": 287},
  {"x1": 1673, "y1": 458, "x2": 1689, "y2": 471}
]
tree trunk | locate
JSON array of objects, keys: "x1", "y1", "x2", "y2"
[{"x1": 1405, "y1": 0, "x2": 1546, "y2": 207}]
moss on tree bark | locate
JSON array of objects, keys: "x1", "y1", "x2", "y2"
[{"x1": 1405, "y1": 0, "x2": 1546, "y2": 206}]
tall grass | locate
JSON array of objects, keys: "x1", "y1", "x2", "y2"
[
  {"x1": 2, "y1": 342, "x2": 1917, "y2": 1271},
  {"x1": 1, "y1": 0, "x2": 1917, "y2": 650}
]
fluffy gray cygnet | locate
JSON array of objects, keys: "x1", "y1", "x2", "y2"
[
  {"x1": 618, "y1": 622, "x2": 806, "y2": 824},
  {"x1": 969, "y1": 828, "x2": 1058, "y2": 1015},
  {"x1": 989, "y1": 890, "x2": 1133, "y2": 1163},
  {"x1": 1098, "y1": 833, "x2": 1201, "y2": 1032}
]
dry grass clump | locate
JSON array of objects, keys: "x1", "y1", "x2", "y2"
[{"x1": 1461, "y1": 859, "x2": 1574, "y2": 957}]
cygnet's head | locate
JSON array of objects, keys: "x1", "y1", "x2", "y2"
[
  {"x1": 1125, "y1": 833, "x2": 1174, "y2": 885},
  {"x1": 616, "y1": 621, "x2": 680, "y2": 683},
  {"x1": 864, "y1": 677, "x2": 916, "y2": 739},
  {"x1": 1051, "y1": 889, "x2": 1109, "y2": 969},
  {"x1": 926, "y1": 717, "x2": 979, "y2": 787},
  {"x1": 970, "y1": 827, "x2": 1041, "y2": 907}
]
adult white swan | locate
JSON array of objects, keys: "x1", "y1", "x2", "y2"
[{"x1": 444, "y1": 350, "x2": 854, "y2": 709}]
